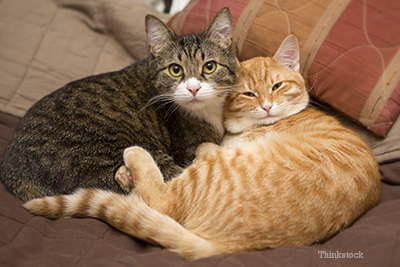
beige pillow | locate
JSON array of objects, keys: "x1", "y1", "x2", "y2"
[{"x1": 0, "y1": 0, "x2": 170, "y2": 118}]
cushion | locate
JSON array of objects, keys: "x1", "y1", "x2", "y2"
[
  {"x1": 168, "y1": 0, "x2": 400, "y2": 137},
  {"x1": 0, "y1": 0, "x2": 170, "y2": 118}
]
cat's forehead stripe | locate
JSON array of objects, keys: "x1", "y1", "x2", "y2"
[{"x1": 179, "y1": 34, "x2": 203, "y2": 61}]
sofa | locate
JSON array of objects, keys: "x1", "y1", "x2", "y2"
[{"x1": 1, "y1": 0, "x2": 399, "y2": 266}]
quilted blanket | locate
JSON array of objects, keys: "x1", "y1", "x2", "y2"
[{"x1": 1, "y1": 132, "x2": 399, "y2": 266}]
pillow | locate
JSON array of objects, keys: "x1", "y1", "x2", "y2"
[
  {"x1": 0, "y1": 0, "x2": 170, "y2": 119},
  {"x1": 168, "y1": 0, "x2": 400, "y2": 137}
]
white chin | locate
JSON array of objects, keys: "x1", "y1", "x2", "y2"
[
  {"x1": 265, "y1": 117, "x2": 281, "y2": 125},
  {"x1": 255, "y1": 116, "x2": 280, "y2": 126},
  {"x1": 181, "y1": 99, "x2": 209, "y2": 110}
]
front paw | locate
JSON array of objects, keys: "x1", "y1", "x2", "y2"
[
  {"x1": 115, "y1": 165, "x2": 134, "y2": 192},
  {"x1": 123, "y1": 146, "x2": 156, "y2": 179}
]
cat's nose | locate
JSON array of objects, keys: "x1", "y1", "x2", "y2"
[
  {"x1": 187, "y1": 86, "x2": 201, "y2": 96},
  {"x1": 262, "y1": 104, "x2": 273, "y2": 114}
]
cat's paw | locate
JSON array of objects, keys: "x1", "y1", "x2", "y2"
[
  {"x1": 123, "y1": 146, "x2": 153, "y2": 166},
  {"x1": 115, "y1": 165, "x2": 134, "y2": 192},
  {"x1": 195, "y1": 142, "x2": 221, "y2": 160},
  {"x1": 123, "y1": 146, "x2": 157, "y2": 180},
  {"x1": 123, "y1": 146, "x2": 165, "y2": 206}
]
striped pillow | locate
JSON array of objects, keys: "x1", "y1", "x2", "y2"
[{"x1": 168, "y1": 0, "x2": 400, "y2": 137}]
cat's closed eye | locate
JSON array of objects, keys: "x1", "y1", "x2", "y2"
[
  {"x1": 272, "y1": 82, "x2": 282, "y2": 91},
  {"x1": 243, "y1": 92, "x2": 256, "y2": 97}
]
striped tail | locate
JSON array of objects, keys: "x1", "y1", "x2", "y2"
[{"x1": 23, "y1": 188, "x2": 225, "y2": 260}]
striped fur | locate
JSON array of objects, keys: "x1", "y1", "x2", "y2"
[
  {"x1": 24, "y1": 35, "x2": 380, "y2": 260},
  {"x1": 1, "y1": 8, "x2": 237, "y2": 201}
]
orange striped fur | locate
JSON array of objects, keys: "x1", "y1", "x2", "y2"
[{"x1": 24, "y1": 36, "x2": 380, "y2": 260}]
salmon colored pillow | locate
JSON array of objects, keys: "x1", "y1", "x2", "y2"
[{"x1": 168, "y1": 0, "x2": 400, "y2": 137}]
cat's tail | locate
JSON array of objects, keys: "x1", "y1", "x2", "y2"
[{"x1": 23, "y1": 188, "x2": 225, "y2": 260}]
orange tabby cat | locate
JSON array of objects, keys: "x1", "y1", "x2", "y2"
[{"x1": 24, "y1": 35, "x2": 380, "y2": 260}]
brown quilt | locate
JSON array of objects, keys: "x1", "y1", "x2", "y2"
[{"x1": 1, "y1": 116, "x2": 400, "y2": 266}]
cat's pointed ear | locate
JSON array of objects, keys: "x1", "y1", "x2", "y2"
[
  {"x1": 145, "y1": 15, "x2": 176, "y2": 55},
  {"x1": 273, "y1": 35, "x2": 300, "y2": 72},
  {"x1": 202, "y1": 8, "x2": 233, "y2": 48}
]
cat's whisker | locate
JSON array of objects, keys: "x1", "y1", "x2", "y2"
[
  {"x1": 142, "y1": 96, "x2": 165, "y2": 108},
  {"x1": 153, "y1": 97, "x2": 180, "y2": 114},
  {"x1": 308, "y1": 100, "x2": 328, "y2": 110},
  {"x1": 164, "y1": 102, "x2": 182, "y2": 120},
  {"x1": 180, "y1": 106, "x2": 193, "y2": 119},
  {"x1": 157, "y1": 101, "x2": 177, "y2": 113},
  {"x1": 215, "y1": 83, "x2": 245, "y2": 90},
  {"x1": 140, "y1": 94, "x2": 175, "y2": 113},
  {"x1": 305, "y1": 71, "x2": 318, "y2": 93},
  {"x1": 216, "y1": 83, "x2": 244, "y2": 88}
]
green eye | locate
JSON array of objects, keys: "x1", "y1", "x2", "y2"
[
  {"x1": 272, "y1": 82, "x2": 282, "y2": 91},
  {"x1": 243, "y1": 92, "x2": 256, "y2": 97},
  {"x1": 203, "y1": 61, "x2": 217, "y2": 74},
  {"x1": 169, "y1": 64, "x2": 183, "y2": 77}
]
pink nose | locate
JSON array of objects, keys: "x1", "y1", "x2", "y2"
[
  {"x1": 188, "y1": 86, "x2": 201, "y2": 96},
  {"x1": 262, "y1": 104, "x2": 273, "y2": 114}
]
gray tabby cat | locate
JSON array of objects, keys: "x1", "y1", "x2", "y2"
[{"x1": 0, "y1": 8, "x2": 237, "y2": 202}]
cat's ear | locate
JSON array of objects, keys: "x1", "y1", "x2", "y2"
[
  {"x1": 273, "y1": 35, "x2": 300, "y2": 72},
  {"x1": 145, "y1": 15, "x2": 176, "y2": 55},
  {"x1": 202, "y1": 8, "x2": 233, "y2": 48}
]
